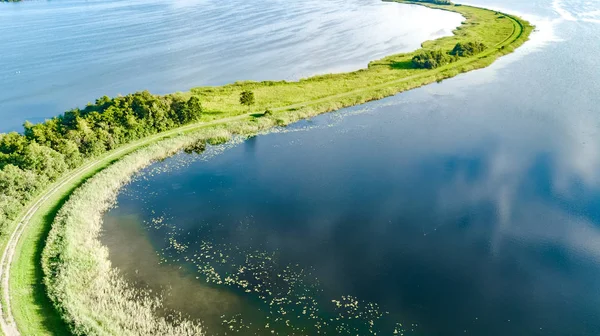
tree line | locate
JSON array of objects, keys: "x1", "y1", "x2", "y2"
[
  {"x1": 412, "y1": 42, "x2": 487, "y2": 69},
  {"x1": 0, "y1": 91, "x2": 203, "y2": 230}
]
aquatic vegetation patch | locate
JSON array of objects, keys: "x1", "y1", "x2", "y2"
[
  {"x1": 450, "y1": 41, "x2": 487, "y2": 57},
  {"x1": 155, "y1": 228, "x2": 418, "y2": 335}
]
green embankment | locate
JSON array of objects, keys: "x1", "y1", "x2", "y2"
[{"x1": 1, "y1": 1, "x2": 533, "y2": 335}]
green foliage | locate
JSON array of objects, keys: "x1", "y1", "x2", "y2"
[
  {"x1": 0, "y1": 165, "x2": 45, "y2": 201},
  {"x1": 450, "y1": 41, "x2": 487, "y2": 57},
  {"x1": 239, "y1": 90, "x2": 255, "y2": 108},
  {"x1": 411, "y1": 42, "x2": 486, "y2": 70},
  {"x1": 411, "y1": 50, "x2": 457, "y2": 69},
  {"x1": 0, "y1": 91, "x2": 203, "y2": 232},
  {"x1": 183, "y1": 140, "x2": 207, "y2": 154},
  {"x1": 410, "y1": 0, "x2": 452, "y2": 5}
]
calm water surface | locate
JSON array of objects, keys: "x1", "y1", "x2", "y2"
[
  {"x1": 101, "y1": 0, "x2": 600, "y2": 335},
  {"x1": 0, "y1": 0, "x2": 462, "y2": 132}
]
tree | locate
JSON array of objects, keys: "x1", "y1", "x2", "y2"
[
  {"x1": 450, "y1": 42, "x2": 486, "y2": 57},
  {"x1": 183, "y1": 96, "x2": 203, "y2": 123},
  {"x1": 240, "y1": 90, "x2": 255, "y2": 110},
  {"x1": 412, "y1": 50, "x2": 456, "y2": 69}
]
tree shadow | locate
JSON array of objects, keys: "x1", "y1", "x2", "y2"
[
  {"x1": 26, "y1": 158, "x2": 120, "y2": 335},
  {"x1": 389, "y1": 60, "x2": 414, "y2": 70},
  {"x1": 202, "y1": 110, "x2": 226, "y2": 116},
  {"x1": 28, "y1": 193, "x2": 73, "y2": 335}
]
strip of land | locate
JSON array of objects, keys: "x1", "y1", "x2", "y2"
[{"x1": 0, "y1": 1, "x2": 533, "y2": 335}]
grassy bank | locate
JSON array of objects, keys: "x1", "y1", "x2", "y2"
[{"x1": 2, "y1": 1, "x2": 534, "y2": 335}]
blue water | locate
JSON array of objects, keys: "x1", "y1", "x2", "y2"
[
  {"x1": 0, "y1": 0, "x2": 462, "y2": 132},
  {"x1": 55, "y1": 0, "x2": 600, "y2": 334}
]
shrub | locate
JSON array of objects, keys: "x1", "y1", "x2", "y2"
[
  {"x1": 183, "y1": 141, "x2": 207, "y2": 154},
  {"x1": 240, "y1": 90, "x2": 255, "y2": 108},
  {"x1": 450, "y1": 42, "x2": 487, "y2": 57},
  {"x1": 412, "y1": 50, "x2": 456, "y2": 69}
]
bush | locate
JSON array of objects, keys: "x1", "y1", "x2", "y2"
[
  {"x1": 450, "y1": 42, "x2": 487, "y2": 57},
  {"x1": 0, "y1": 91, "x2": 204, "y2": 234},
  {"x1": 412, "y1": 50, "x2": 456, "y2": 69},
  {"x1": 183, "y1": 140, "x2": 207, "y2": 154},
  {"x1": 240, "y1": 90, "x2": 255, "y2": 108}
]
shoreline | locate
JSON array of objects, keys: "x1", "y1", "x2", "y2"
[{"x1": 0, "y1": 1, "x2": 534, "y2": 335}]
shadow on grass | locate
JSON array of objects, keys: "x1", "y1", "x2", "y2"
[
  {"x1": 27, "y1": 158, "x2": 121, "y2": 335},
  {"x1": 29, "y1": 190, "x2": 73, "y2": 335},
  {"x1": 201, "y1": 110, "x2": 226, "y2": 116},
  {"x1": 389, "y1": 60, "x2": 414, "y2": 70}
]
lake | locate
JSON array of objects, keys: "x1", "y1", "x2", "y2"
[
  {"x1": 7, "y1": 0, "x2": 599, "y2": 334},
  {"x1": 0, "y1": 0, "x2": 463, "y2": 132}
]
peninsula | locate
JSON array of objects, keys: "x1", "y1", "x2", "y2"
[{"x1": 0, "y1": 1, "x2": 533, "y2": 335}]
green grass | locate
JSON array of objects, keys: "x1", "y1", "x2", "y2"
[
  {"x1": 2, "y1": 2, "x2": 533, "y2": 335},
  {"x1": 9, "y1": 143, "x2": 149, "y2": 336},
  {"x1": 11, "y1": 185, "x2": 75, "y2": 335}
]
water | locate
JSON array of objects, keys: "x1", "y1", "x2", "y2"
[
  {"x1": 0, "y1": 0, "x2": 463, "y2": 133},
  {"x1": 90, "y1": 0, "x2": 600, "y2": 334}
]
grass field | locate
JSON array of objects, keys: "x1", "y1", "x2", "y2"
[{"x1": 0, "y1": 1, "x2": 533, "y2": 335}]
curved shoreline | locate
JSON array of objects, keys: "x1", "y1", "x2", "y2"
[{"x1": 0, "y1": 1, "x2": 533, "y2": 335}]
